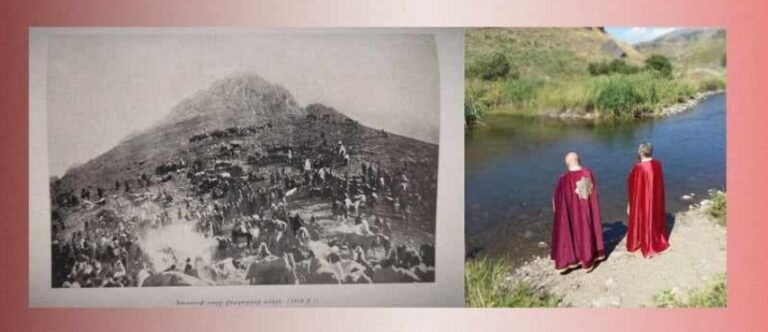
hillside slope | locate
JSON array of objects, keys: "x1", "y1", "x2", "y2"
[
  {"x1": 49, "y1": 73, "x2": 439, "y2": 287},
  {"x1": 465, "y1": 27, "x2": 721, "y2": 120},
  {"x1": 466, "y1": 27, "x2": 645, "y2": 81},
  {"x1": 55, "y1": 74, "x2": 303, "y2": 190},
  {"x1": 54, "y1": 74, "x2": 436, "y2": 192},
  {"x1": 636, "y1": 28, "x2": 726, "y2": 76}
]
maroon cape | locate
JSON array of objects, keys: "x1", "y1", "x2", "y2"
[
  {"x1": 551, "y1": 168, "x2": 605, "y2": 270},
  {"x1": 626, "y1": 159, "x2": 669, "y2": 257}
]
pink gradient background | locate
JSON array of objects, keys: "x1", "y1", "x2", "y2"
[{"x1": 1, "y1": 0, "x2": 767, "y2": 330}]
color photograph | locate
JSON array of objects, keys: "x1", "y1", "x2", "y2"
[{"x1": 464, "y1": 27, "x2": 726, "y2": 308}]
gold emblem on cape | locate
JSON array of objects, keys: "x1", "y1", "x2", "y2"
[{"x1": 575, "y1": 176, "x2": 593, "y2": 200}]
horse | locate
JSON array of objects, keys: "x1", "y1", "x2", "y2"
[{"x1": 231, "y1": 223, "x2": 254, "y2": 248}]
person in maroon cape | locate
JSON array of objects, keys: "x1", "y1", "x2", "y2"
[
  {"x1": 626, "y1": 142, "x2": 670, "y2": 257},
  {"x1": 551, "y1": 152, "x2": 605, "y2": 273}
]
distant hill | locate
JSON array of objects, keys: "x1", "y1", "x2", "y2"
[
  {"x1": 635, "y1": 28, "x2": 726, "y2": 76},
  {"x1": 158, "y1": 73, "x2": 305, "y2": 128},
  {"x1": 466, "y1": 27, "x2": 645, "y2": 81},
  {"x1": 55, "y1": 73, "x2": 436, "y2": 192}
]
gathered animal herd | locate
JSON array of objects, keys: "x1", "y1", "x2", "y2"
[{"x1": 51, "y1": 112, "x2": 438, "y2": 288}]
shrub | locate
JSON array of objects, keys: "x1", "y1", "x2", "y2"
[
  {"x1": 499, "y1": 79, "x2": 542, "y2": 105},
  {"x1": 465, "y1": 256, "x2": 563, "y2": 307},
  {"x1": 707, "y1": 189, "x2": 727, "y2": 226},
  {"x1": 465, "y1": 79, "x2": 504, "y2": 122},
  {"x1": 645, "y1": 54, "x2": 674, "y2": 78},
  {"x1": 465, "y1": 92, "x2": 487, "y2": 125},
  {"x1": 464, "y1": 68, "x2": 697, "y2": 118},
  {"x1": 467, "y1": 52, "x2": 513, "y2": 81},
  {"x1": 588, "y1": 59, "x2": 641, "y2": 76},
  {"x1": 591, "y1": 75, "x2": 645, "y2": 118},
  {"x1": 589, "y1": 72, "x2": 696, "y2": 118}
]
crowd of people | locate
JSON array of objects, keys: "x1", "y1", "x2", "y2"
[
  {"x1": 51, "y1": 209, "x2": 147, "y2": 288},
  {"x1": 50, "y1": 114, "x2": 438, "y2": 287}
]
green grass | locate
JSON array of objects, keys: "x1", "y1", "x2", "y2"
[
  {"x1": 589, "y1": 72, "x2": 697, "y2": 118},
  {"x1": 464, "y1": 28, "x2": 725, "y2": 122},
  {"x1": 466, "y1": 28, "x2": 645, "y2": 82},
  {"x1": 707, "y1": 189, "x2": 727, "y2": 226},
  {"x1": 654, "y1": 274, "x2": 727, "y2": 308},
  {"x1": 697, "y1": 76, "x2": 727, "y2": 92},
  {"x1": 588, "y1": 59, "x2": 642, "y2": 76},
  {"x1": 465, "y1": 256, "x2": 563, "y2": 307},
  {"x1": 466, "y1": 72, "x2": 697, "y2": 119},
  {"x1": 635, "y1": 29, "x2": 726, "y2": 77}
]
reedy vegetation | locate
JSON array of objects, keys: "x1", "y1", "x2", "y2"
[
  {"x1": 465, "y1": 28, "x2": 726, "y2": 121},
  {"x1": 465, "y1": 256, "x2": 563, "y2": 307}
]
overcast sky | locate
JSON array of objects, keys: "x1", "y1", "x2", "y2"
[{"x1": 45, "y1": 30, "x2": 440, "y2": 176}]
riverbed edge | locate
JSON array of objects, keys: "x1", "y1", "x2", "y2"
[
  {"x1": 542, "y1": 89, "x2": 725, "y2": 120},
  {"x1": 500, "y1": 194, "x2": 727, "y2": 308}
]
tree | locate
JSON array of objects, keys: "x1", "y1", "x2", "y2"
[{"x1": 645, "y1": 54, "x2": 673, "y2": 78}]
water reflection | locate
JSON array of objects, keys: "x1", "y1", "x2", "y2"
[{"x1": 465, "y1": 94, "x2": 725, "y2": 264}]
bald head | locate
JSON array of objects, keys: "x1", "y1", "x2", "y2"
[{"x1": 564, "y1": 152, "x2": 581, "y2": 169}]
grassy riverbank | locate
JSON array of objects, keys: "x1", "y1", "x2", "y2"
[
  {"x1": 465, "y1": 256, "x2": 563, "y2": 307},
  {"x1": 465, "y1": 28, "x2": 726, "y2": 122},
  {"x1": 465, "y1": 191, "x2": 727, "y2": 308},
  {"x1": 654, "y1": 273, "x2": 726, "y2": 308}
]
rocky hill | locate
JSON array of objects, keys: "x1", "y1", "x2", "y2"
[
  {"x1": 53, "y1": 73, "x2": 435, "y2": 193},
  {"x1": 49, "y1": 73, "x2": 439, "y2": 287}
]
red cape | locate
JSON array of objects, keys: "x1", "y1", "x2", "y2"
[
  {"x1": 627, "y1": 159, "x2": 669, "y2": 257},
  {"x1": 551, "y1": 168, "x2": 605, "y2": 270}
]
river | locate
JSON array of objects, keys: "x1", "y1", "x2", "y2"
[{"x1": 465, "y1": 93, "x2": 726, "y2": 265}]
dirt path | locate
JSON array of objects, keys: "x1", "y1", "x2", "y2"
[{"x1": 511, "y1": 201, "x2": 726, "y2": 307}]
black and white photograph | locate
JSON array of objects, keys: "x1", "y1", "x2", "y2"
[{"x1": 29, "y1": 28, "x2": 465, "y2": 307}]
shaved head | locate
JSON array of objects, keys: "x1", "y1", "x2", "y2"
[{"x1": 564, "y1": 152, "x2": 581, "y2": 168}]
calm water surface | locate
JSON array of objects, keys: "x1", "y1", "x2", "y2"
[{"x1": 465, "y1": 94, "x2": 725, "y2": 265}]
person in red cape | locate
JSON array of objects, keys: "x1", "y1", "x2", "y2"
[
  {"x1": 626, "y1": 142, "x2": 669, "y2": 257},
  {"x1": 551, "y1": 152, "x2": 605, "y2": 273}
]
